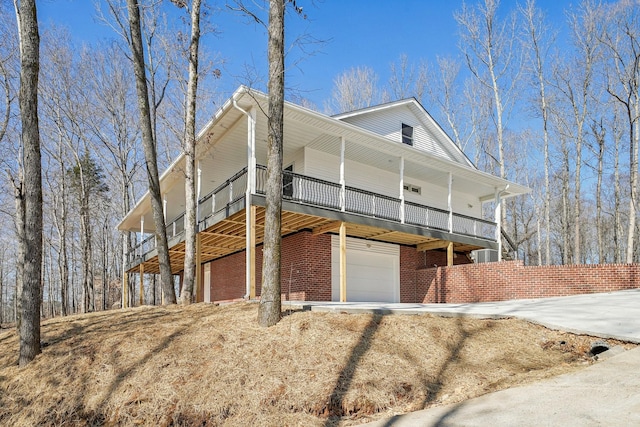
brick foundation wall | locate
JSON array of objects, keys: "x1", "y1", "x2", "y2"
[
  {"x1": 207, "y1": 231, "x2": 331, "y2": 303},
  {"x1": 209, "y1": 250, "x2": 246, "y2": 302},
  {"x1": 207, "y1": 235, "x2": 639, "y2": 305},
  {"x1": 414, "y1": 260, "x2": 640, "y2": 303}
]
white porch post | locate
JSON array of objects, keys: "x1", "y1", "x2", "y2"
[
  {"x1": 448, "y1": 172, "x2": 453, "y2": 233},
  {"x1": 139, "y1": 216, "x2": 144, "y2": 258},
  {"x1": 197, "y1": 161, "x2": 202, "y2": 224},
  {"x1": 339, "y1": 222, "x2": 347, "y2": 302},
  {"x1": 249, "y1": 108, "x2": 256, "y2": 193},
  {"x1": 163, "y1": 196, "x2": 167, "y2": 221},
  {"x1": 495, "y1": 188, "x2": 503, "y2": 262},
  {"x1": 245, "y1": 107, "x2": 256, "y2": 299},
  {"x1": 340, "y1": 136, "x2": 346, "y2": 212},
  {"x1": 399, "y1": 156, "x2": 405, "y2": 224}
]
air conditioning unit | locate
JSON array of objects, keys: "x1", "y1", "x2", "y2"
[{"x1": 471, "y1": 249, "x2": 499, "y2": 263}]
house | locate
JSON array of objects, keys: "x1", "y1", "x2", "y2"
[{"x1": 117, "y1": 86, "x2": 529, "y2": 304}]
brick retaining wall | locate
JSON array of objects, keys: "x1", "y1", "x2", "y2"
[{"x1": 410, "y1": 260, "x2": 640, "y2": 303}]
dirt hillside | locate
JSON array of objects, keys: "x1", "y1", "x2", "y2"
[{"x1": 0, "y1": 302, "x2": 633, "y2": 426}]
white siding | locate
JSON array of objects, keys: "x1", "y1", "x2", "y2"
[
  {"x1": 304, "y1": 148, "x2": 399, "y2": 198},
  {"x1": 284, "y1": 147, "x2": 305, "y2": 172},
  {"x1": 302, "y1": 147, "x2": 482, "y2": 217},
  {"x1": 340, "y1": 105, "x2": 456, "y2": 162}
]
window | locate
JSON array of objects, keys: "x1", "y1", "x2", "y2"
[
  {"x1": 283, "y1": 164, "x2": 294, "y2": 198},
  {"x1": 403, "y1": 183, "x2": 421, "y2": 195},
  {"x1": 401, "y1": 123, "x2": 413, "y2": 146}
]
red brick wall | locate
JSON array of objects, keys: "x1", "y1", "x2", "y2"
[
  {"x1": 415, "y1": 260, "x2": 640, "y2": 303},
  {"x1": 207, "y1": 231, "x2": 332, "y2": 303},
  {"x1": 207, "y1": 236, "x2": 640, "y2": 305},
  {"x1": 400, "y1": 246, "x2": 473, "y2": 303},
  {"x1": 209, "y1": 250, "x2": 246, "y2": 301}
]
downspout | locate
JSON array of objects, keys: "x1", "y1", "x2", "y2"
[
  {"x1": 448, "y1": 172, "x2": 453, "y2": 233},
  {"x1": 233, "y1": 98, "x2": 256, "y2": 299},
  {"x1": 196, "y1": 161, "x2": 202, "y2": 227},
  {"x1": 340, "y1": 136, "x2": 345, "y2": 212},
  {"x1": 399, "y1": 157, "x2": 405, "y2": 224}
]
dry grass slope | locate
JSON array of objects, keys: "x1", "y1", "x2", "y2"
[{"x1": 0, "y1": 303, "x2": 633, "y2": 426}]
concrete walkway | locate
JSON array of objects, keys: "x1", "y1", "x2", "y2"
[{"x1": 286, "y1": 289, "x2": 640, "y2": 426}]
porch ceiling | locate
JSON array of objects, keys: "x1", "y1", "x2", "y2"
[{"x1": 128, "y1": 207, "x2": 485, "y2": 275}]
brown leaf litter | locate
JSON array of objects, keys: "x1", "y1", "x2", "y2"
[{"x1": 0, "y1": 302, "x2": 634, "y2": 426}]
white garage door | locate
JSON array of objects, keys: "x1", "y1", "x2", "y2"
[{"x1": 331, "y1": 236, "x2": 400, "y2": 302}]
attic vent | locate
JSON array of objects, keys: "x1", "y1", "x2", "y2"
[
  {"x1": 403, "y1": 183, "x2": 421, "y2": 195},
  {"x1": 402, "y1": 123, "x2": 414, "y2": 146}
]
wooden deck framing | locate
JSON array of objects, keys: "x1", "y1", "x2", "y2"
[{"x1": 128, "y1": 205, "x2": 486, "y2": 276}]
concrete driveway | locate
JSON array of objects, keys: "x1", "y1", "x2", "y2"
[
  {"x1": 287, "y1": 289, "x2": 640, "y2": 426},
  {"x1": 288, "y1": 288, "x2": 640, "y2": 343}
]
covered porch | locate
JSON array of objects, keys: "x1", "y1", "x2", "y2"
[
  {"x1": 123, "y1": 165, "x2": 500, "y2": 303},
  {"x1": 117, "y1": 88, "x2": 528, "y2": 305}
]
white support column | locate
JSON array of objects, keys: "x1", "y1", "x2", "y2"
[
  {"x1": 139, "y1": 216, "x2": 144, "y2": 257},
  {"x1": 340, "y1": 136, "x2": 346, "y2": 212},
  {"x1": 339, "y1": 222, "x2": 347, "y2": 302},
  {"x1": 163, "y1": 196, "x2": 167, "y2": 221},
  {"x1": 196, "y1": 161, "x2": 202, "y2": 230},
  {"x1": 399, "y1": 157, "x2": 405, "y2": 224},
  {"x1": 245, "y1": 108, "x2": 256, "y2": 299},
  {"x1": 249, "y1": 108, "x2": 256, "y2": 194},
  {"x1": 495, "y1": 188, "x2": 503, "y2": 262},
  {"x1": 448, "y1": 172, "x2": 453, "y2": 233}
]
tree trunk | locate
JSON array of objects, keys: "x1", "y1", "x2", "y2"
[
  {"x1": 592, "y1": 121, "x2": 605, "y2": 263},
  {"x1": 10, "y1": 172, "x2": 25, "y2": 331},
  {"x1": 614, "y1": 115, "x2": 622, "y2": 263},
  {"x1": 626, "y1": 110, "x2": 638, "y2": 263},
  {"x1": 16, "y1": 0, "x2": 42, "y2": 366},
  {"x1": 180, "y1": 0, "x2": 202, "y2": 305},
  {"x1": 0, "y1": 249, "x2": 4, "y2": 324},
  {"x1": 59, "y1": 155, "x2": 69, "y2": 316},
  {"x1": 258, "y1": 0, "x2": 285, "y2": 327},
  {"x1": 126, "y1": 0, "x2": 176, "y2": 304}
]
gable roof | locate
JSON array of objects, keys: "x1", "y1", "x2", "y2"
[{"x1": 332, "y1": 98, "x2": 475, "y2": 168}]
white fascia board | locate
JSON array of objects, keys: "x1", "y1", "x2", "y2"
[
  {"x1": 116, "y1": 86, "x2": 252, "y2": 231},
  {"x1": 331, "y1": 98, "x2": 416, "y2": 120}
]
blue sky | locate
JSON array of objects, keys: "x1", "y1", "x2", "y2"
[{"x1": 37, "y1": 0, "x2": 582, "y2": 108}]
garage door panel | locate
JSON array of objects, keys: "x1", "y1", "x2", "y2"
[{"x1": 331, "y1": 236, "x2": 399, "y2": 303}]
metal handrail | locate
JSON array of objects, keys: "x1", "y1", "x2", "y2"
[{"x1": 127, "y1": 165, "x2": 497, "y2": 267}]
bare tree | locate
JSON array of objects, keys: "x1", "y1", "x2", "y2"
[
  {"x1": 177, "y1": 0, "x2": 203, "y2": 305},
  {"x1": 560, "y1": 1, "x2": 601, "y2": 264},
  {"x1": 599, "y1": 0, "x2": 640, "y2": 264},
  {"x1": 455, "y1": 0, "x2": 521, "y2": 180},
  {"x1": 328, "y1": 66, "x2": 380, "y2": 114},
  {"x1": 388, "y1": 54, "x2": 426, "y2": 101},
  {"x1": 67, "y1": 153, "x2": 109, "y2": 312},
  {"x1": 81, "y1": 43, "x2": 142, "y2": 308},
  {"x1": 590, "y1": 119, "x2": 606, "y2": 263},
  {"x1": 520, "y1": 0, "x2": 555, "y2": 265},
  {"x1": 126, "y1": 0, "x2": 176, "y2": 304},
  {"x1": 14, "y1": 0, "x2": 42, "y2": 365},
  {"x1": 425, "y1": 56, "x2": 470, "y2": 151},
  {"x1": 258, "y1": 0, "x2": 286, "y2": 327}
]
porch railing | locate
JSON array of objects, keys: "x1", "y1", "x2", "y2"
[
  {"x1": 126, "y1": 165, "x2": 496, "y2": 267},
  {"x1": 256, "y1": 165, "x2": 495, "y2": 240}
]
